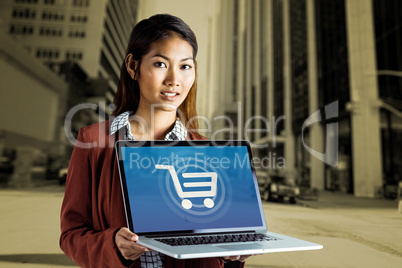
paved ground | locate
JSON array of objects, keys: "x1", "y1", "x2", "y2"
[
  {"x1": 0, "y1": 184, "x2": 75, "y2": 268},
  {"x1": 0, "y1": 183, "x2": 401, "y2": 268},
  {"x1": 246, "y1": 191, "x2": 402, "y2": 268}
]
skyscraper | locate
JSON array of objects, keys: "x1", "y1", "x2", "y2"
[
  {"x1": 213, "y1": 0, "x2": 401, "y2": 198},
  {"x1": 0, "y1": 0, "x2": 139, "y2": 185},
  {"x1": 0, "y1": 0, "x2": 139, "y2": 109}
]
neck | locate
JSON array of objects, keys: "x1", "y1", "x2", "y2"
[{"x1": 130, "y1": 109, "x2": 177, "y2": 140}]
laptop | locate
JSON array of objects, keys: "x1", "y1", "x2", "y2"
[{"x1": 115, "y1": 140, "x2": 322, "y2": 259}]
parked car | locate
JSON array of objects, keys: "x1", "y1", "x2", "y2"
[{"x1": 258, "y1": 173, "x2": 300, "y2": 204}]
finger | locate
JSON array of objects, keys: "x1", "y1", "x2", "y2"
[
  {"x1": 238, "y1": 254, "x2": 254, "y2": 262},
  {"x1": 118, "y1": 241, "x2": 150, "y2": 260},
  {"x1": 117, "y1": 239, "x2": 141, "y2": 249},
  {"x1": 120, "y1": 239, "x2": 152, "y2": 253},
  {"x1": 117, "y1": 237, "x2": 148, "y2": 250},
  {"x1": 223, "y1": 255, "x2": 254, "y2": 262},
  {"x1": 223, "y1": 256, "x2": 240, "y2": 262},
  {"x1": 117, "y1": 227, "x2": 138, "y2": 242},
  {"x1": 116, "y1": 231, "x2": 152, "y2": 253},
  {"x1": 238, "y1": 255, "x2": 251, "y2": 262}
]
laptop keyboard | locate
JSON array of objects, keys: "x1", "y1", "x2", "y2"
[{"x1": 155, "y1": 233, "x2": 278, "y2": 246}]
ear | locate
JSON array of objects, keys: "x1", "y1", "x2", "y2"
[{"x1": 125, "y1": 54, "x2": 138, "y2": 79}]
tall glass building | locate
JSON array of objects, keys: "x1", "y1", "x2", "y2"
[
  {"x1": 213, "y1": 0, "x2": 401, "y2": 198},
  {"x1": 373, "y1": 0, "x2": 402, "y2": 190}
]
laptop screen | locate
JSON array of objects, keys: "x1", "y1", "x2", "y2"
[{"x1": 116, "y1": 140, "x2": 266, "y2": 235}]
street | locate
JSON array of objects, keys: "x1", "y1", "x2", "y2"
[
  {"x1": 0, "y1": 184, "x2": 401, "y2": 268},
  {"x1": 246, "y1": 195, "x2": 402, "y2": 267}
]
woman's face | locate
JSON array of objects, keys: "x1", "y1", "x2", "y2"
[{"x1": 135, "y1": 36, "x2": 195, "y2": 113}]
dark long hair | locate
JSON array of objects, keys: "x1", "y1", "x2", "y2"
[{"x1": 112, "y1": 14, "x2": 199, "y2": 131}]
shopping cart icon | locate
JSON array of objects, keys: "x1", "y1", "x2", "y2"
[{"x1": 155, "y1": 165, "x2": 217, "y2": 210}]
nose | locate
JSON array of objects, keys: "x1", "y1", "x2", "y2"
[{"x1": 164, "y1": 68, "x2": 180, "y2": 87}]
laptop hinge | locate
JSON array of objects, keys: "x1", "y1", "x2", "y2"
[{"x1": 144, "y1": 230, "x2": 256, "y2": 238}]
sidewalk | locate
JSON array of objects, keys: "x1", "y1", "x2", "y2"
[
  {"x1": 0, "y1": 184, "x2": 75, "y2": 268},
  {"x1": 299, "y1": 190, "x2": 399, "y2": 210},
  {"x1": 0, "y1": 183, "x2": 401, "y2": 267},
  {"x1": 246, "y1": 190, "x2": 402, "y2": 268}
]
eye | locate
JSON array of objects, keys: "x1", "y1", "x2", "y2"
[
  {"x1": 181, "y1": 64, "x2": 192, "y2": 70},
  {"x1": 154, "y1": 62, "x2": 167, "y2": 68}
]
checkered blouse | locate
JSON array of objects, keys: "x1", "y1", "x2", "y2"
[
  {"x1": 110, "y1": 111, "x2": 187, "y2": 141},
  {"x1": 110, "y1": 111, "x2": 187, "y2": 267}
]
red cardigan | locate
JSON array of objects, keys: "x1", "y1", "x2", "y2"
[{"x1": 60, "y1": 121, "x2": 244, "y2": 268}]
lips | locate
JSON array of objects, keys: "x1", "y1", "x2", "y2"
[
  {"x1": 162, "y1": 92, "x2": 179, "y2": 97},
  {"x1": 160, "y1": 91, "x2": 180, "y2": 100}
]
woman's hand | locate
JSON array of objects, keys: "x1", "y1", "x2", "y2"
[
  {"x1": 115, "y1": 227, "x2": 151, "y2": 260},
  {"x1": 223, "y1": 255, "x2": 255, "y2": 262}
]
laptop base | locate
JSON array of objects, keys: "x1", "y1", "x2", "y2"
[{"x1": 137, "y1": 231, "x2": 322, "y2": 259}]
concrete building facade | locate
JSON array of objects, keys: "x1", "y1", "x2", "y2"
[
  {"x1": 0, "y1": 0, "x2": 139, "y2": 112},
  {"x1": 213, "y1": 0, "x2": 402, "y2": 198},
  {"x1": 0, "y1": 0, "x2": 140, "y2": 185},
  {"x1": 0, "y1": 33, "x2": 69, "y2": 186}
]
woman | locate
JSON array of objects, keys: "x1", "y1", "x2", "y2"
[{"x1": 60, "y1": 14, "x2": 250, "y2": 267}]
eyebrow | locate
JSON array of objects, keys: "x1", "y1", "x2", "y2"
[{"x1": 153, "y1": 54, "x2": 194, "y2": 62}]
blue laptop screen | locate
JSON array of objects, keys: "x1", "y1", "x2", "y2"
[{"x1": 121, "y1": 145, "x2": 264, "y2": 233}]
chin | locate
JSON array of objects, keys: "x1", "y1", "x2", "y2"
[{"x1": 155, "y1": 104, "x2": 179, "y2": 113}]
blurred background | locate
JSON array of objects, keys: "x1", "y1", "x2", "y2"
[{"x1": 0, "y1": 0, "x2": 401, "y2": 200}]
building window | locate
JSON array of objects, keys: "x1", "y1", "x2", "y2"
[
  {"x1": 273, "y1": 0, "x2": 285, "y2": 133},
  {"x1": 70, "y1": 12, "x2": 88, "y2": 23},
  {"x1": 9, "y1": 24, "x2": 34, "y2": 35},
  {"x1": 14, "y1": 0, "x2": 38, "y2": 3},
  {"x1": 68, "y1": 29, "x2": 85, "y2": 38},
  {"x1": 41, "y1": 10, "x2": 65, "y2": 21},
  {"x1": 232, "y1": 0, "x2": 239, "y2": 103},
  {"x1": 315, "y1": 0, "x2": 350, "y2": 109},
  {"x1": 36, "y1": 48, "x2": 60, "y2": 59},
  {"x1": 66, "y1": 51, "x2": 84, "y2": 61},
  {"x1": 44, "y1": 0, "x2": 65, "y2": 5},
  {"x1": 72, "y1": 0, "x2": 89, "y2": 7},
  {"x1": 290, "y1": 0, "x2": 308, "y2": 133},
  {"x1": 12, "y1": 8, "x2": 36, "y2": 19},
  {"x1": 100, "y1": 51, "x2": 119, "y2": 85},
  {"x1": 224, "y1": 112, "x2": 238, "y2": 127},
  {"x1": 373, "y1": 0, "x2": 402, "y2": 101},
  {"x1": 39, "y1": 26, "x2": 63, "y2": 36}
]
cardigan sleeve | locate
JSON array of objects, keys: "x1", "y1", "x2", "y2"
[{"x1": 59, "y1": 128, "x2": 137, "y2": 268}]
